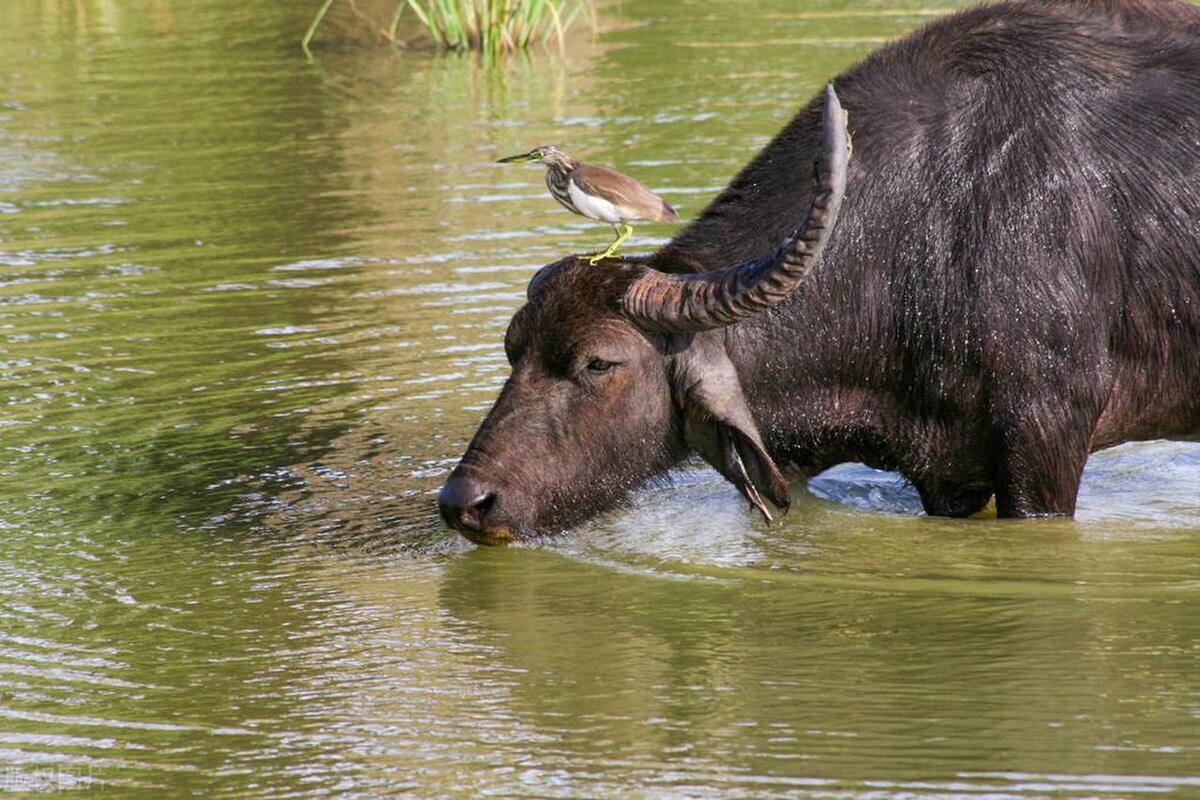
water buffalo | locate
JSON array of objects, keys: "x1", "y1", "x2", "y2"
[{"x1": 440, "y1": 0, "x2": 1200, "y2": 543}]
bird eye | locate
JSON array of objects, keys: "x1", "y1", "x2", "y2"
[{"x1": 586, "y1": 358, "x2": 617, "y2": 374}]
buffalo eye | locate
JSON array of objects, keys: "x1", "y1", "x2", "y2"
[{"x1": 586, "y1": 358, "x2": 618, "y2": 374}]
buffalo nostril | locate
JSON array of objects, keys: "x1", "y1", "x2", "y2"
[
  {"x1": 458, "y1": 490, "x2": 496, "y2": 530},
  {"x1": 474, "y1": 492, "x2": 496, "y2": 516},
  {"x1": 438, "y1": 476, "x2": 498, "y2": 533}
]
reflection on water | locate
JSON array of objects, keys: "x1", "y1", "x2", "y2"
[{"x1": 1, "y1": 0, "x2": 1197, "y2": 796}]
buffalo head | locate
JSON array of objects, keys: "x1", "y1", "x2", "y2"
[{"x1": 439, "y1": 85, "x2": 849, "y2": 544}]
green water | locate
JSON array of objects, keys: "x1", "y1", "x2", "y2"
[{"x1": 2, "y1": 1, "x2": 1198, "y2": 796}]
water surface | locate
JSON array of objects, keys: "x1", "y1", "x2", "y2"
[{"x1": 1, "y1": 1, "x2": 1198, "y2": 796}]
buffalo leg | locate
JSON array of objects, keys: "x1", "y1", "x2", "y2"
[{"x1": 987, "y1": 404, "x2": 1096, "y2": 518}]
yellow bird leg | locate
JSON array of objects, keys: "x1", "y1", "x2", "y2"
[{"x1": 588, "y1": 223, "x2": 633, "y2": 265}]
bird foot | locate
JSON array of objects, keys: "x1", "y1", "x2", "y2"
[{"x1": 587, "y1": 251, "x2": 617, "y2": 266}]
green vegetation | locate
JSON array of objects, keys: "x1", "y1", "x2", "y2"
[{"x1": 302, "y1": 0, "x2": 593, "y2": 58}]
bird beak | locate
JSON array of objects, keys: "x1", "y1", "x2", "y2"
[{"x1": 497, "y1": 150, "x2": 538, "y2": 163}]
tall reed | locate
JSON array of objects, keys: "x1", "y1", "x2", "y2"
[{"x1": 303, "y1": 0, "x2": 594, "y2": 58}]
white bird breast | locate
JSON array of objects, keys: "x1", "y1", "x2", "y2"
[{"x1": 567, "y1": 179, "x2": 625, "y2": 223}]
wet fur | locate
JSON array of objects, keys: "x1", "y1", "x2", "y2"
[{"x1": 651, "y1": 0, "x2": 1200, "y2": 517}]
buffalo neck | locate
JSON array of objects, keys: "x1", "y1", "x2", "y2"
[{"x1": 720, "y1": 294, "x2": 904, "y2": 477}]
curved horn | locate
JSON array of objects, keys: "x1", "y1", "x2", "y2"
[{"x1": 623, "y1": 84, "x2": 850, "y2": 333}]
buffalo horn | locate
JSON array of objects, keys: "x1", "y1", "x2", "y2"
[{"x1": 623, "y1": 83, "x2": 850, "y2": 333}]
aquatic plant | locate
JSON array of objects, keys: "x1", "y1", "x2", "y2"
[{"x1": 302, "y1": 0, "x2": 593, "y2": 58}]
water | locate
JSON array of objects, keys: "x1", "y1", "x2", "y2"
[{"x1": 1, "y1": 1, "x2": 1198, "y2": 796}]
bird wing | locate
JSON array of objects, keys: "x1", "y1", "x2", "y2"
[{"x1": 571, "y1": 164, "x2": 679, "y2": 223}]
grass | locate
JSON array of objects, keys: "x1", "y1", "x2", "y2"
[{"x1": 302, "y1": 0, "x2": 594, "y2": 58}]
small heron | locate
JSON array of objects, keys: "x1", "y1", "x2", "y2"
[{"x1": 498, "y1": 145, "x2": 678, "y2": 264}]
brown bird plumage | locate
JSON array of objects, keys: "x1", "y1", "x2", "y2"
[{"x1": 570, "y1": 163, "x2": 678, "y2": 223}]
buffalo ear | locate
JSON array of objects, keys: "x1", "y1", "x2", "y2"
[{"x1": 671, "y1": 338, "x2": 790, "y2": 522}]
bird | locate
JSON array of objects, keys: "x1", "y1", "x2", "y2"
[{"x1": 497, "y1": 145, "x2": 678, "y2": 265}]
